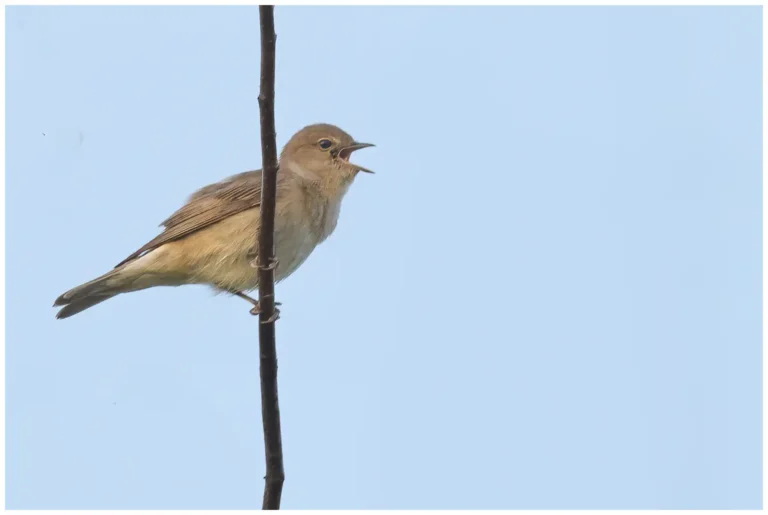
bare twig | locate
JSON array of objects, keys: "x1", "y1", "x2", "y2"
[{"x1": 256, "y1": 5, "x2": 284, "y2": 510}]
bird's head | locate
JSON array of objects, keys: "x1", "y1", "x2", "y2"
[{"x1": 280, "y1": 123, "x2": 374, "y2": 181}]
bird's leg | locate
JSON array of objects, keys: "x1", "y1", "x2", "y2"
[
  {"x1": 231, "y1": 290, "x2": 260, "y2": 314},
  {"x1": 230, "y1": 290, "x2": 281, "y2": 317},
  {"x1": 243, "y1": 257, "x2": 281, "y2": 321}
]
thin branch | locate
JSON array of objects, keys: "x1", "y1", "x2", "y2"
[{"x1": 256, "y1": 5, "x2": 284, "y2": 510}]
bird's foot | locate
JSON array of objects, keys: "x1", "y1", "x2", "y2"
[
  {"x1": 248, "y1": 302, "x2": 281, "y2": 316},
  {"x1": 260, "y1": 308, "x2": 281, "y2": 324},
  {"x1": 250, "y1": 257, "x2": 279, "y2": 270},
  {"x1": 250, "y1": 304, "x2": 281, "y2": 323},
  {"x1": 231, "y1": 290, "x2": 280, "y2": 320}
]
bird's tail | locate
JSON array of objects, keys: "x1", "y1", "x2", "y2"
[{"x1": 54, "y1": 267, "x2": 132, "y2": 319}]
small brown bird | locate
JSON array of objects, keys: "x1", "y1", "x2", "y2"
[{"x1": 54, "y1": 123, "x2": 374, "y2": 319}]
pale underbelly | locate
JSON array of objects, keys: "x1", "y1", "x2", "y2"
[{"x1": 160, "y1": 209, "x2": 320, "y2": 292}]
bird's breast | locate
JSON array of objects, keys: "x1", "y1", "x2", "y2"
[
  {"x1": 274, "y1": 219, "x2": 319, "y2": 282},
  {"x1": 271, "y1": 178, "x2": 352, "y2": 283},
  {"x1": 317, "y1": 183, "x2": 350, "y2": 242}
]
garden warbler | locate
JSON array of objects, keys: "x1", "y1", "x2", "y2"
[{"x1": 53, "y1": 123, "x2": 374, "y2": 319}]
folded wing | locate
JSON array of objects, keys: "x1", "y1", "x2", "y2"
[{"x1": 115, "y1": 170, "x2": 264, "y2": 267}]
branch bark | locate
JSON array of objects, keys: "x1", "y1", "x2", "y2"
[{"x1": 256, "y1": 5, "x2": 284, "y2": 510}]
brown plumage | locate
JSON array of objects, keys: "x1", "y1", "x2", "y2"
[
  {"x1": 115, "y1": 170, "x2": 266, "y2": 268},
  {"x1": 54, "y1": 123, "x2": 374, "y2": 319}
]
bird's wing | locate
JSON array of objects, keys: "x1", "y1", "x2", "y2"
[{"x1": 115, "y1": 170, "x2": 263, "y2": 267}]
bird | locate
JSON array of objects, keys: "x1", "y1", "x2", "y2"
[{"x1": 53, "y1": 123, "x2": 374, "y2": 319}]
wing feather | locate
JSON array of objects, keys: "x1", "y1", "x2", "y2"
[{"x1": 115, "y1": 170, "x2": 263, "y2": 267}]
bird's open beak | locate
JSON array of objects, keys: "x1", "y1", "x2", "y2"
[{"x1": 338, "y1": 142, "x2": 375, "y2": 174}]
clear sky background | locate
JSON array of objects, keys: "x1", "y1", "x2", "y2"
[{"x1": 6, "y1": 5, "x2": 762, "y2": 510}]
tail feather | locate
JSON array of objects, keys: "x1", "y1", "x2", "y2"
[
  {"x1": 54, "y1": 268, "x2": 128, "y2": 319},
  {"x1": 54, "y1": 249, "x2": 187, "y2": 319},
  {"x1": 55, "y1": 294, "x2": 117, "y2": 319}
]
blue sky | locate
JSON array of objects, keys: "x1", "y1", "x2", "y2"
[{"x1": 6, "y1": 5, "x2": 762, "y2": 509}]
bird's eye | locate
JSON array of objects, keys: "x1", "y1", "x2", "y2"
[{"x1": 318, "y1": 139, "x2": 333, "y2": 150}]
